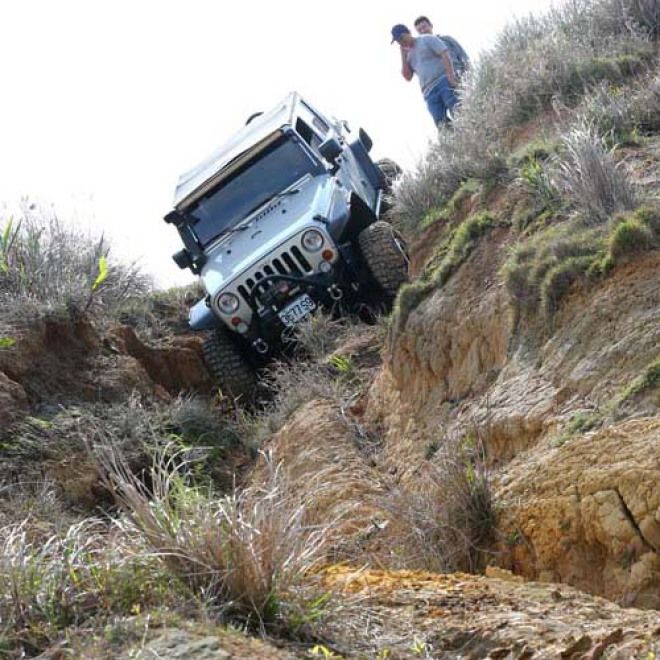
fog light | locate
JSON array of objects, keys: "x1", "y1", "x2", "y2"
[
  {"x1": 321, "y1": 249, "x2": 334, "y2": 261},
  {"x1": 231, "y1": 317, "x2": 249, "y2": 334},
  {"x1": 318, "y1": 261, "x2": 332, "y2": 274}
]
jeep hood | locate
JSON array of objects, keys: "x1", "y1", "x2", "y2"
[{"x1": 200, "y1": 175, "x2": 348, "y2": 295}]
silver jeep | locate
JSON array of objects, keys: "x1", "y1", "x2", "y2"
[{"x1": 164, "y1": 92, "x2": 407, "y2": 399}]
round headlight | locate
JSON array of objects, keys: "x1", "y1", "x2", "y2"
[
  {"x1": 301, "y1": 229, "x2": 324, "y2": 252},
  {"x1": 217, "y1": 292, "x2": 240, "y2": 315}
]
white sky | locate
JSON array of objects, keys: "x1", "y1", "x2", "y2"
[{"x1": 0, "y1": 0, "x2": 555, "y2": 287}]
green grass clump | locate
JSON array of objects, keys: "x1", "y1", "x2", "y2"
[
  {"x1": 431, "y1": 212, "x2": 497, "y2": 287},
  {"x1": 509, "y1": 138, "x2": 560, "y2": 169},
  {"x1": 390, "y1": 280, "x2": 435, "y2": 337},
  {"x1": 606, "y1": 205, "x2": 660, "y2": 260},
  {"x1": 608, "y1": 217, "x2": 655, "y2": 258},
  {"x1": 390, "y1": 212, "x2": 496, "y2": 338},
  {"x1": 618, "y1": 360, "x2": 660, "y2": 402},
  {"x1": 420, "y1": 180, "x2": 482, "y2": 230},
  {"x1": 504, "y1": 203, "x2": 660, "y2": 317},
  {"x1": 541, "y1": 255, "x2": 596, "y2": 314},
  {"x1": 503, "y1": 224, "x2": 605, "y2": 314},
  {"x1": 551, "y1": 411, "x2": 603, "y2": 447}
]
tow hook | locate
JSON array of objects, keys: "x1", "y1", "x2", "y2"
[
  {"x1": 328, "y1": 285, "x2": 343, "y2": 301},
  {"x1": 253, "y1": 338, "x2": 269, "y2": 354}
]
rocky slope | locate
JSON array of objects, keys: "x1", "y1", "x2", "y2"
[{"x1": 365, "y1": 179, "x2": 660, "y2": 607}]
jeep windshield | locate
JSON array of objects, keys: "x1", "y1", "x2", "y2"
[{"x1": 187, "y1": 136, "x2": 319, "y2": 247}]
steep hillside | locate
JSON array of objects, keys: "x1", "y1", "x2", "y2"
[{"x1": 0, "y1": 1, "x2": 658, "y2": 657}]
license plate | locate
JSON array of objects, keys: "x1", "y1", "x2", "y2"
[{"x1": 278, "y1": 294, "x2": 316, "y2": 327}]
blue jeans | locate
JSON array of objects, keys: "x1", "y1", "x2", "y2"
[{"x1": 424, "y1": 77, "x2": 457, "y2": 125}]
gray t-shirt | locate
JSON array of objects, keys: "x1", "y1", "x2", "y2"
[{"x1": 407, "y1": 35, "x2": 449, "y2": 97}]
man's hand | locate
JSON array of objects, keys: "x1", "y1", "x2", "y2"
[{"x1": 400, "y1": 44, "x2": 413, "y2": 81}]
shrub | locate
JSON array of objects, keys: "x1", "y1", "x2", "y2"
[
  {"x1": 556, "y1": 120, "x2": 638, "y2": 223},
  {"x1": 0, "y1": 208, "x2": 150, "y2": 327}
]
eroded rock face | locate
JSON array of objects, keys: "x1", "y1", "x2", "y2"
[
  {"x1": 0, "y1": 371, "x2": 28, "y2": 427},
  {"x1": 496, "y1": 418, "x2": 660, "y2": 608},
  {"x1": 0, "y1": 313, "x2": 214, "y2": 432},
  {"x1": 369, "y1": 233, "x2": 660, "y2": 604},
  {"x1": 252, "y1": 399, "x2": 387, "y2": 549},
  {"x1": 321, "y1": 566, "x2": 660, "y2": 658}
]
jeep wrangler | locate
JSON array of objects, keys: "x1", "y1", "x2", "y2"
[{"x1": 164, "y1": 92, "x2": 407, "y2": 399}]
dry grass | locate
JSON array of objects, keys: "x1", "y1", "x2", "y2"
[
  {"x1": 0, "y1": 517, "x2": 179, "y2": 656},
  {"x1": 0, "y1": 208, "x2": 150, "y2": 330},
  {"x1": 98, "y1": 446, "x2": 337, "y2": 634},
  {"x1": 556, "y1": 120, "x2": 639, "y2": 223},
  {"x1": 377, "y1": 433, "x2": 495, "y2": 573}
]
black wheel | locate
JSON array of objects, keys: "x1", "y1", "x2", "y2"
[
  {"x1": 358, "y1": 221, "x2": 409, "y2": 299},
  {"x1": 202, "y1": 327, "x2": 257, "y2": 401},
  {"x1": 376, "y1": 158, "x2": 403, "y2": 194}
]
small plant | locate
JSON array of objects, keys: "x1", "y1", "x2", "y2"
[
  {"x1": 519, "y1": 156, "x2": 560, "y2": 210},
  {"x1": 327, "y1": 353, "x2": 353, "y2": 375},
  {"x1": 552, "y1": 411, "x2": 603, "y2": 446}
]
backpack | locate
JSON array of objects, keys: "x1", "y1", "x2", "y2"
[{"x1": 439, "y1": 34, "x2": 470, "y2": 78}]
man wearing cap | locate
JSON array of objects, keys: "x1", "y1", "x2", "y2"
[{"x1": 391, "y1": 23, "x2": 457, "y2": 126}]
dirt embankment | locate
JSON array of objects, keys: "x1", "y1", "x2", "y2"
[
  {"x1": 0, "y1": 315, "x2": 213, "y2": 428},
  {"x1": 367, "y1": 222, "x2": 660, "y2": 608}
]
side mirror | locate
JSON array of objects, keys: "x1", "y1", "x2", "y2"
[
  {"x1": 319, "y1": 137, "x2": 342, "y2": 164},
  {"x1": 172, "y1": 249, "x2": 193, "y2": 270},
  {"x1": 358, "y1": 128, "x2": 373, "y2": 153},
  {"x1": 164, "y1": 210, "x2": 184, "y2": 225}
]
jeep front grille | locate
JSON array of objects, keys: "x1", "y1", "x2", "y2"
[{"x1": 237, "y1": 247, "x2": 314, "y2": 307}]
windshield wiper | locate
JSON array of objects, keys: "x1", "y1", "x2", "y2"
[{"x1": 217, "y1": 224, "x2": 251, "y2": 239}]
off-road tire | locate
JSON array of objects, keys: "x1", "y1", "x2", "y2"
[
  {"x1": 375, "y1": 158, "x2": 402, "y2": 214},
  {"x1": 358, "y1": 221, "x2": 409, "y2": 299},
  {"x1": 203, "y1": 327, "x2": 257, "y2": 401}
]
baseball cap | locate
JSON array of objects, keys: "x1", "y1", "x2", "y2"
[{"x1": 390, "y1": 24, "x2": 410, "y2": 43}]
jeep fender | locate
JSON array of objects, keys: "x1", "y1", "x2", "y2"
[
  {"x1": 336, "y1": 192, "x2": 378, "y2": 242},
  {"x1": 189, "y1": 298, "x2": 216, "y2": 331}
]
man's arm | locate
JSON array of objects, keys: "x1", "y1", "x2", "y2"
[
  {"x1": 440, "y1": 49, "x2": 457, "y2": 87},
  {"x1": 400, "y1": 46, "x2": 413, "y2": 81}
]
